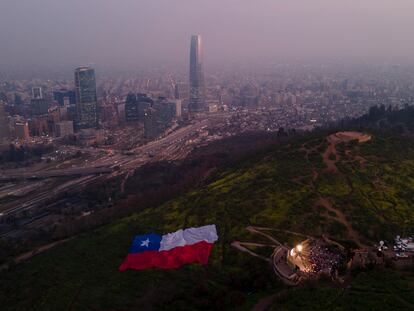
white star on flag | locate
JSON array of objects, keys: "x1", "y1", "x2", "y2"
[{"x1": 141, "y1": 239, "x2": 150, "y2": 247}]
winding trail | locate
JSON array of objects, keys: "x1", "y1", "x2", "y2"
[
  {"x1": 315, "y1": 197, "x2": 365, "y2": 248},
  {"x1": 0, "y1": 237, "x2": 72, "y2": 271},
  {"x1": 251, "y1": 291, "x2": 289, "y2": 311},
  {"x1": 308, "y1": 132, "x2": 372, "y2": 248},
  {"x1": 322, "y1": 139, "x2": 339, "y2": 173}
]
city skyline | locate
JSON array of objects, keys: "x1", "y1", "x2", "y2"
[{"x1": 2, "y1": 2, "x2": 414, "y2": 310}]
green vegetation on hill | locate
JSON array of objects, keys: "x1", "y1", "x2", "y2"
[
  {"x1": 1, "y1": 130, "x2": 414, "y2": 310},
  {"x1": 271, "y1": 272, "x2": 414, "y2": 311}
]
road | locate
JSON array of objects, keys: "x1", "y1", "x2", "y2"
[
  {"x1": 0, "y1": 167, "x2": 113, "y2": 182},
  {"x1": 0, "y1": 116, "x2": 219, "y2": 220}
]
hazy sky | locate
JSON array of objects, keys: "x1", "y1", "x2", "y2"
[{"x1": 1, "y1": 0, "x2": 414, "y2": 69}]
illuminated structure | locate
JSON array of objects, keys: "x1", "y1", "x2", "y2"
[{"x1": 189, "y1": 35, "x2": 206, "y2": 112}]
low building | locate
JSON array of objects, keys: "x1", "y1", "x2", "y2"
[
  {"x1": 14, "y1": 122, "x2": 30, "y2": 141},
  {"x1": 55, "y1": 121, "x2": 74, "y2": 137},
  {"x1": 29, "y1": 115, "x2": 49, "y2": 136},
  {"x1": 78, "y1": 128, "x2": 104, "y2": 146},
  {"x1": 53, "y1": 90, "x2": 76, "y2": 106},
  {"x1": 59, "y1": 106, "x2": 68, "y2": 120}
]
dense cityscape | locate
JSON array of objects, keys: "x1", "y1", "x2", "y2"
[
  {"x1": 2, "y1": 1, "x2": 414, "y2": 310},
  {"x1": 1, "y1": 35, "x2": 414, "y2": 253}
]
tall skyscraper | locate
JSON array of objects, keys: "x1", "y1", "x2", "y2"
[
  {"x1": 74, "y1": 67, "x2": 98, "y2": 129},
  {"x1": 125, "y1": 93, "x2": 139, "y2": 122},
  {"x1": 189, "y1": 35, "x2": 206, "y2": 112},
  {"x1": 0, "y1": 101, "x2": 10, "y2": 141},
  {"x1": 31, "y1": 97, "x2": 50, "y2": 116}
]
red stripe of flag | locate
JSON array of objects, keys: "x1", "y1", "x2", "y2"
[{"x1": 119, "y1": 241, "x2": 213, "y2": 271}]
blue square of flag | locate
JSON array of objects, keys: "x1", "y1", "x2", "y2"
[{"x1": 129, "y1": 233, "x2": 162, "y2": 253}]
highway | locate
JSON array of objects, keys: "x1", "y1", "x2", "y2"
[
  {"x1": 0, "y1": 167, "x2": 113, "y2": 182},
  {"x1": 0, "y1": 116, "x2": 218, "y2": 220}
]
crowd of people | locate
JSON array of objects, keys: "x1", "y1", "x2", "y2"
[{"x1": 306, "y1": 240, "x2": 345, "y2": 275}]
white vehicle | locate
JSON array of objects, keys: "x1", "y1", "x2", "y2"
[{"x1": 395, "y1": 236, "x2": 414, "y2": 252}]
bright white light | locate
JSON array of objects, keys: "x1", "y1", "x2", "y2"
[{"x1": 296, "y1": 244, "x2": 303, "y2": 252}]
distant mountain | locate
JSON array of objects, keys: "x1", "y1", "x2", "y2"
[{"x1": 1, "y1": 124, "x2": 414, "y2": 310}]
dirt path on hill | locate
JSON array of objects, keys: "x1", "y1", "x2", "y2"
[
  {"x1": 0, "y1": 238, "x2": 72, "y2": 271},
  {"x1": 15, "y1": 238, "x2": 72, "y2": 262},
  {"x1": 246, "y1": 226, "x2": 283, "y2": 245},
  {"x1": 323, "y1": 139, "x2": 339, "y2": 173},
  {"x1": 316, "y1": 197, "x2": 365, "y2": 248},
  {"x1": 231, "y1": 241, "x2": 272, "y2": 262},
  {"x1": 309, "y1": 132, "x2": 372, "y2": 248},
  {"x1": 322, "y1": 132, "x2": 371, "y2": 173}
]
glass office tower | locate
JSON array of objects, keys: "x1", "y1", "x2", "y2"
[
  {"x1": 75, "y1": 67, "x2": 98, "y2": 129},
  {"x1": 189, "y1": 35, "x2": 206, "y2": 112}
]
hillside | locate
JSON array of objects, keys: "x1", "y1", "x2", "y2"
[{"x1": 1, "y1": 130, "x2": 414, "y2": 310}]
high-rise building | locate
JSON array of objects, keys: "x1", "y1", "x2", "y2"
[
  {"x1": 174, "y1": 99, "x2": 182, "y2": 118},
  {"x1": 174, "y1": 84, "x2": 180, "y2": 100},
  {"x1": 74, "y1": 67, "x2": 98, "y2": 129},
  {"x1": 32, "y1": 87, "x2": 43, "y2": 100},
  {"x1": 125, "y1": 93, "x2": 139, "y2": 122},
  {"x1": 154, "y1": 97, "x2": 177, "y2": 126},
  {"x1": 0, "y1": 101, "x2": 10, "y2": 141},
  {"x1": 31, "y1": 98, "x2": 50, "y2": 116},
  {"x1": 14, "y1": 93, "x2": 23, "y2": 106},
  {"x1": 143, "y1": 97, "x2": 180, "y2": 139},
  {"x1": 125, "y1": 93, "x2": 154, "y2": 123},
  {"x1": 143, "y1": 107, "x2": 158, "y2": 139},
  {"x1": 189, "y1": 34, "x2": 206, "y2": 112}
]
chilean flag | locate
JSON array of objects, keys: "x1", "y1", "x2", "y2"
[{"x1": 119, "y1": 224, "x2": 218, "y2": 271}]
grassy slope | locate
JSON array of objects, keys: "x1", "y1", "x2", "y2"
[
  {"x1": 271, "y1": 272, "x2": 414, "y2": 311},
  {"x1": 1, "y1": 131, "x2": 414, "y2": 310}
]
